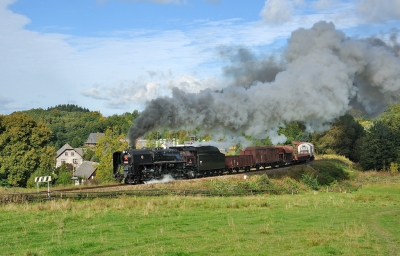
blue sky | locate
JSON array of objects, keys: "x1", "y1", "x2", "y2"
[{"x1": 1, "y1": 0, "x2": 400, "y2": 116}]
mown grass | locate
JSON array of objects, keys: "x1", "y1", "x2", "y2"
[{"x1": 1, "y1": 182, "x2": 399, "y2": 256}]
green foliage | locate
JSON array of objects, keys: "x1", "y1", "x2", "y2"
[
  {"x1": 389, "y1": 162, "x2": 399, "y2": 175},
  {"x1": 359, "y1": 120, "x2": 397, "y2": 171},
  {"x1": 83, "y1": 147, "x2": 97, "y2": 162},
  {"x1": 312, "y1": 114, "x2": 364, "y2": 161},
  {"x1": 310, "y1": 161, "x2": 350, "y2": 185},
  {"x1": 0, "y1": 113, "x2": 55, "y2": 187},
  {"x1": 145, "y1": 139, "x2": 156, "y2": 148},
  {"x1": 56, "y1": 172, "x2": 73, "y2": 186},
  {"x1": 26, "y1": 167, "x2": 53, "y2": 188},
  {"x1": 279, "y1": 121, "x2": 310, "y2": 143},
  {"x1": 47, "y1": 104, "x2": 90, "y2": 113},
  {"x1": 301, "y1": 173, "x2": 319, "y2": 190},
  {"x1": 378, "y1": 104, "x2": 400, "y2": 142},
  {"x1": 283, "y1": 177, "x2": 300, "y2": 194},
  {"x1": 20, "y1": 107, "x2": 137, "y2": 150},
  {"x1": 94, "y1": 127, "x2": 129, "y2": 183}
]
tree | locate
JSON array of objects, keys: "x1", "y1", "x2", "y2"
[
  {"x1": 94, "y1": 127, "x2": 129, "y2": 183},
  {"x1": 359, "y1": 120, "x2": 397, "y2": 171},
  {"x1": 279, "y1": 121, "x2": 309, "y2": 143},
  {"x1": 312, "y1": 115, "x2": 364, "y2": 161},
  {"x1": 0, "y1": 113, "x2": 55, "y2": 187}
]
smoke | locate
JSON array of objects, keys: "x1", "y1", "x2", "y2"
[
  {"x1": 129, "y1": 21, "x2": 400, "y2": 147},
  {"x1": 218, "y1": 46, "x2": 285, "y2": 89}
]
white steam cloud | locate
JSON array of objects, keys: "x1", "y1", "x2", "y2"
[
  {"x1": 129, "y1": 21, "x2": 400, "y2": 147},
  {"x1": 144, "y1": 174, "x2": 175, "y2": 184}
]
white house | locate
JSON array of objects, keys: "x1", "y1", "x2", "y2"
[{"x1": 56, "y1": 143, "x2": 84, "y2": 169}]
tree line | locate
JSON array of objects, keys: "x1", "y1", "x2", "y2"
[{"x1": 1, "y1": 103, "x2": 399, "y2": 187}]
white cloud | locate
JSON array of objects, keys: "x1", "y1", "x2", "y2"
[
  {"x1": 356, "y1": 0, "x2": 400, "y2": 22},
  {"x1": 260, "y1": 0, "x2": 294, "y2": 24}
]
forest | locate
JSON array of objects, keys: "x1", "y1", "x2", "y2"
[{"x1": 0, "y1": 103, "x2": 399, "y2": 188}]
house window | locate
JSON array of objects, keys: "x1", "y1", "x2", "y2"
[
  {"x1": 71, "y1": 152, "x2": 74, "y2": 156},
  {"x1": 61, "y1": 159, "x2": 66, "y2": 164},
  {"x1": 65, "y1": 152, "x2": 68, "y2": 156},
  {"x1": 73, "y1": 159, "x2": 78, "y2": 164}
]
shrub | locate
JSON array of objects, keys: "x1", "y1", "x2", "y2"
[
  {"x1": 301, "y1": 173, "x2": 319, "y2": 190},
  {"x1": 389, "y1": 162, "x2": 399, "y2": 175},
  {"x1": 56, "y1": 172, "x2": 73, "y2": 186}
]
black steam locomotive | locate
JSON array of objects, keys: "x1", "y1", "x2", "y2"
[
  {"x1": 113, "y1": 142, "x2": 314, "y2": 184},
  {"x1": 113, "y1": 146, "x2": 225, "y2": 184}
]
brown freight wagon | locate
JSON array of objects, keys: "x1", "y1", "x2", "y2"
[
  {"x1": 276, "y1": 146, "x2": 294, "y2": 165},
  {"x1": 240, "y1": 146, "x2": 281, "y2": 170},
  {"x1": 225, "y1": 155, "x2": 253, "y2": 173}
]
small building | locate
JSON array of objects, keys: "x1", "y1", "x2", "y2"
[
  {"x1": 85, "y1": 132, "x2": 105, "y2": 147},
  {"x1": 56, "y1": 143, "x2": 84, "y2": 169},
  {"x1": 72, "y1": 161, "x2": 98, "y2": 185}
]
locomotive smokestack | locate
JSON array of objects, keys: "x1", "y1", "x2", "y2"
[{"x1": 129, "y1": 21, "x2": 400, "y2": 144}]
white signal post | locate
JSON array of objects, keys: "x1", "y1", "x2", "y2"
[{"x1": 34, "y1": 176, "x2": 52, "y2": 197}]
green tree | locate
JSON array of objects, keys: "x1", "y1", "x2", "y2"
[
  {"x1": 94, "y1": 127, "x2": 129, "y2": 183},
  {"x1": 312, "y1": 115, "x2": 364, "y2": 161},
  {"x1": 279, "y1": 121, "x2": 309, "y2": 143},
  {"x1": 359, "y1": 120, "x2": 397, "y2": 171},
  {"x1": 0, "y1": 113, "x2": 55, "y2": 187}
]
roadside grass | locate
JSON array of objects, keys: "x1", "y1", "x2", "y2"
[{"x1": 1, "y1": 182, "x2": 399, "y2": 256}]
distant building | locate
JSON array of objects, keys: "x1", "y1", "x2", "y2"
[
  {"x1": 72, "y1": 161, "x2": 97, "y2": 185},
  {"x1": 85, "y1": 132, "x2": 105, "y2": 147},
  {"x1": 56, "y1": 143, "x2": 84, "y2": 169}
]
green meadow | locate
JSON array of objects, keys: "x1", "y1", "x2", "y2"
[{"x1": 0, "y1": 182, "x2": 399, "y2": 256}]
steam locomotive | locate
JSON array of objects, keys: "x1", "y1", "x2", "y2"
[{"x1": 113, "y1": 142, "x2": 314, "y2": 184}]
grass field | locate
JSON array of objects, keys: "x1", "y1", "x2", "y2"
[{"x1": 1, "y1": 181, "x2": 399, "y2": 256}]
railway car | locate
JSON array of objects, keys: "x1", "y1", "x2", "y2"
[
  {"x1": 276, "y1": 146, "x2": 294, "y2": 165},
  {"x1": 293, "y1": 142, "x2": 315, "y2": 162},
  {"x1": 239, "y1": 146, "x2": 281, "y2": 169},
  {"x1": 225, "y1": 155, "x2": 253, "y2": 173}
]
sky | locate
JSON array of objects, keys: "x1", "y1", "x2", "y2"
[{"x1": 1, "y1": 0, "x2": 400, "y2": 117}]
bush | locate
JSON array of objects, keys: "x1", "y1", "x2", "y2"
[
  {"x1": 56, "y1": 172, "x2": 73, "y2": 186},
  {"x1": 390, "y1": 162, "x2": 399, "y2": 175},
  {"x1": 301, "y1": 174, "x2": 319, "y2": 190}
]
